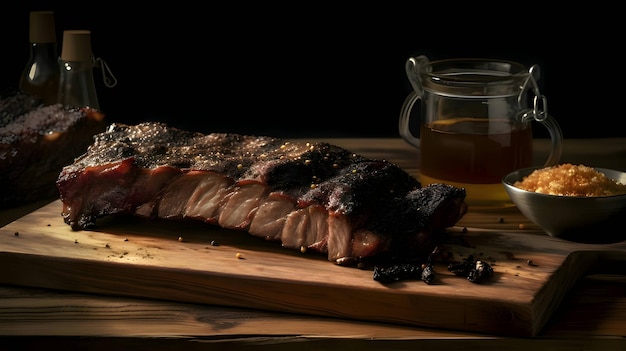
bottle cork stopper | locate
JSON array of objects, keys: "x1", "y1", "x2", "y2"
[
  {"x1": 29, "y1": 11, "x2": 56, "y2": 43},
  {"x1": 61, "y1": 30, "x2": 93, "y2": 61}
]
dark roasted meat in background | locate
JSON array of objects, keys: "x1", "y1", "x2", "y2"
[
  {"x1": 57, "y1": 122, "x2": 467, "y2": 265},
  {"x1": 0, "y1": 88, "x2": 106, "y2": 209}
]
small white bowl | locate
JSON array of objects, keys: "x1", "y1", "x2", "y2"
[{"x1": 502, "y1": 166, "x2": 626, "y2": 243}]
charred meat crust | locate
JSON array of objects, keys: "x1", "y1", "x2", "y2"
[
  {"x1": 1, "y1": 89, "x2": 106, "y2": 208},
  {"x1": 57, "y1": 122, "x2": 467, "y2": 264}
]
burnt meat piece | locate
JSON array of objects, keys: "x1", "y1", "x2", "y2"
[
  {"x1": 467, "y1": 260, "x2": 494, "y2": 283},
  {"x1": 373, "y1": 263, "x2": 424, "y2": 284},
  {"x1": 0, "y1": 89, "x2": 107, "y2": 209},
  {"x1": 372, "y1": 262, "x2": 435, "y2": 284},
  {"x1": 448, "y1": 255, "x2": 494, "y2": 283},
  {"x1": 448, "y1": 255, "x2": 476, "y2": 277},
  {"x1": 56, "y1": 122, "x2": 467, "y2": 264}
]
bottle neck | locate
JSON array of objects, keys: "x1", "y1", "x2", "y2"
[{"x1": 29, "y1": 42, "x2": 58, "y2": 61}]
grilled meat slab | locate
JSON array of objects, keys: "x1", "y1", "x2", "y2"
[
  {"x1": 0, "y1": 89, "x2": 106, "y2": 208},
  {"x1": 57, "y1": 122, "x2": 467, "y2": 265}
]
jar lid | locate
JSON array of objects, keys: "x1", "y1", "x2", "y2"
[
  {"x1": 29, "y1": 11, "x2": 56, "y2": 44},
  {"x1": 61, "y1": 30, "x2": 93, "y2": 61}
]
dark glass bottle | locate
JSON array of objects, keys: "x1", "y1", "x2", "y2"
[
  {"x1": 57, "y1": 30, "x2": 100, "y2": 110},
  {"x1": 19, "y1": 11, "x2": 60, "y2": 105}
]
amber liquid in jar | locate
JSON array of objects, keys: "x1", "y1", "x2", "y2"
[{"x1": 419, "y1": 118, "x2": 533, "y2": 207}]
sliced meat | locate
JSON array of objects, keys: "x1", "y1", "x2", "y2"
[{"x1": 57, "y1": 122, "x2": 467, "y2": 265}]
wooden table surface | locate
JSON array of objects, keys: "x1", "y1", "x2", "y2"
[{"x1": 1, "y1": 137, "x2": 625, "y2": 350}]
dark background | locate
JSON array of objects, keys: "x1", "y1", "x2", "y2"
[{"x1": 2, "y1": 2, "x2": 623, "y2": 139}]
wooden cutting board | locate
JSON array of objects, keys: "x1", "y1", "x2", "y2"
[{"x1": 1, "y1": 200, "x2": 625, "y2": 337}]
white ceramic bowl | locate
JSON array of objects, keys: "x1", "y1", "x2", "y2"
[{"x1": 502, "y1": 166, "x2": 626, "y2": 243}]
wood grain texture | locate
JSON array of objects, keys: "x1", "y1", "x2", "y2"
[
  {"x1": 1, "y1": 278, "x2": 625, "y2": 350},
  {"x1": 1, "y1": 199, "x2": 624, "y2": 337}
]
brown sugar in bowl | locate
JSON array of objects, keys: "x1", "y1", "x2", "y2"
[{"x1": 502, "y1": 165, "x2": 626, "y2": 243}]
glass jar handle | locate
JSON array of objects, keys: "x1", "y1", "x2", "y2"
[
  {"x1": 398, "y1": 90, "x2": 421, "y2": 149},
  {"x1": 406, "y1": 55, "x2": 428, "y2": 96},
  {"x1": 398, "y1": 56, "x2": 429, "y2": 149}
]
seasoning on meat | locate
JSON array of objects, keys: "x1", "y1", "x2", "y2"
[{"x1": 56, "y1": 122, "x2": 468, "y2": 266}]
